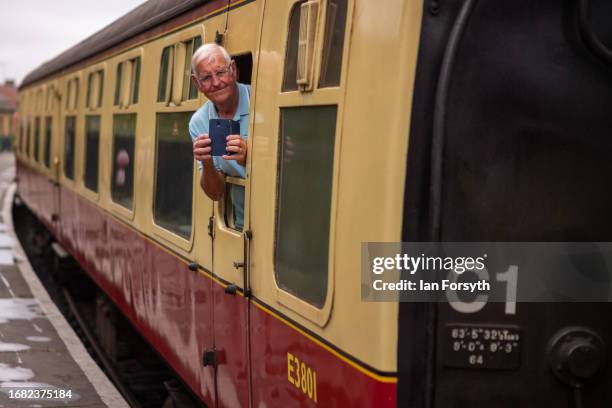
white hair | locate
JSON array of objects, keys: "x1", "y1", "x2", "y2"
[{"x1": 191, "y1": 43, "x2": 231, "y2": 75}]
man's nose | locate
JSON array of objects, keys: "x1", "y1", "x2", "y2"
[{"x1": 211, "y1": 74, "x2": 222, "y2": 87}]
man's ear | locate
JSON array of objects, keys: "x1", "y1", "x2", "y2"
[
  {"x1": 231, "y1": 60, "x2": 238, "y2": 79},
  {"x1": 191, "y1": 74, "x2": 202, "y2": 92}
]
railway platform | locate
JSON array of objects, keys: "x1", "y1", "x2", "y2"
[{"x1": 0, "y1": 153, "x2": 128, "y2": 407}]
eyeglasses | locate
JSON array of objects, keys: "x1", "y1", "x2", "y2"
[{"x1": 194, "y1": 65, "x2": 232, "y2": 86}]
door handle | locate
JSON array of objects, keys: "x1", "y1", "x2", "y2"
[{"x1": 232, "y1": 230, "x2": 252, "y2": 298}]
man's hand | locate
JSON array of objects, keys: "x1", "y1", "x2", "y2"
[
  {"x1": 223, "y1": 134, "x2": 247, "y2": 166},
  {"x1": 193, "y1": 134, "x2": 213, "y2": 164}
]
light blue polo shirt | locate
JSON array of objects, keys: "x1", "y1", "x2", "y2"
[{"x1": 189, "y1": 83, "x2": 250, "y2": 230}]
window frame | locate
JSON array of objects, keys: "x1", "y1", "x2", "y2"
[
  {"x1": 151, "y1": 111, "x2": 197, "y2": 251},
  {"x1": 80, "y1": 63, "x2": 106, "y2": 202},
  {"x1": 43, "y1": 116, "x2": 52, "y2": 169},
  {"x1": 109, "y1": 49, "x2": 142, "y2": 221},
  {"x1": 86, "y1": 65, "x2": 106, "y2": 111},
  {"x1": 82, "y1": 114, "x2": 102, "y2": 200},
  {"x1": 109, "y1": 112, "x2": 138, "y2": 221},
  {"x1": 148, "y1": 25, "x2": 204, "y2": 251},
  {"x1": 62, "y1": 115, "x2": 77, "y2": 183},
  {"x1": 270, "y1": 0, "x2": 353, "y2": 326}
]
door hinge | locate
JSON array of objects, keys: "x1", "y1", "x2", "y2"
[
  {"x1": 208, "y1": 216, "x2": 215, "y2": 239},
  {"x1": 202, "y1": 349, "x2": 217, "y2": 368}
]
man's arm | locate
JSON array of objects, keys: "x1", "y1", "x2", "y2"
[
  {"x1": 200, "y1": 159, "x2": 225, "y2": 200},
  {"x1": 193, "y1": 134, "x2": 225, "y2": 201}
]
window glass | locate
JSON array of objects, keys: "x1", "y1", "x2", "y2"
[
  {"x1": 154, "y1": 112, "x2": 193, "y2": 238},
  {"x1": 73, "y1": 79, "x2": 79, "y2": 110},
  {"x1": 66, "y1": 80, "x2": 72, "y2": 109},
  {"x1": 158, "y1": 46, "x2": 172, "y2": 102},
  {"x1": 98, "y1": 71, "x2": 104, "y2": 108},
  {"x1": 223, "y1": 182, "x2": 244, "y2": 232},
  {"x1": 34, "y1": 118, "x2": 40, "y2": 162},
  {"x1": 87, "y1": 71, "x2": 103, "y2": 109},
  {"x1": 281, "y1": 2, "x2": 303, "y2": 92},
  {"x1": 182, "y1": 36, "x2": 202, "y2": 101},
  {"x1": 84, "y1": 116, "x2": 100, "y2": 192},
  {"x1": 111, "y1": 114, "x2": 136, "y2": 209},
  {"x1": 86, "y1": 74, "x2": 93, "y2": 108},
  {"x1": 26, "y1": 121, "x2": 31, "y2": 157},
  {"x1": 114, "y1": 63, "x2": 123, "y2": 106},
  {"x1": 64, "y1": 116, "x2": 76, "y2": 179},
  {"x1": 182, "y1": 40, "x2": 195, "y2": 100},
  {"x1": 20, "y1": 121, "x2": 25, "y2": 153},
  {"x1": 275, "y1": 106, "x2": 337, "y2": 307},
  {"x1": 131, "y1": 57, "x2": 141, "y2": 104},
  {"x1": 44, "y1": 117, "x2": 52, "y2": 168},
  {"x1": 319, "y1": 0, "x2": 347, "y2": 87}
]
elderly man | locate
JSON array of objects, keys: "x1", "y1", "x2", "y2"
[{"x1": 189, "y1": 43, "x2": 249, "y2": 231}]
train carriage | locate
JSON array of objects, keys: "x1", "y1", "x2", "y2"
[{"x1": 14, "y1": 0, "x2": 612, "y2": 406}]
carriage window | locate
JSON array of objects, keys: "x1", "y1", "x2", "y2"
[
  {"x1": 26, "y1": 121, "x2": 31, "y2": 157},
  {"x1": 281, "y1": 2, "x2": 303, "y2": 92},
  {"x1": 64, "y1": 116, "x2": 76, "y2": 179},
  {"x1": 153, "y1": 112, "x2": 193, "y2": 238},
  {"x1": 65, "y1": 78, "x2": 79, "y2": 110},
  {"x1": 158, "y1": 46, "x2": 173, "y2": 102},
  {"x1": 319, "y1": 0, "x2": 347, "y2": 87},
  {"x1": 84, "y1": 116, "x2": 100, "y2": 192},
  {"x1": 34, "y1": 117, "x2": 40, "y2": 162},
  {"x1": 233, "y1": 53, "x2": 253, "y2": 85},
  {"x1": 131, "y1": 57, "x2": 141, "y2": 104},
  {"x1": 111, "y1": 114, "x2": 136, "y2": 209},
  {"x1": 44, "y1": 117, "x2": 52, "y2": 168},
  {"x1": 275, "y1": 106, "x2": 337, "y2": 308},
  {"x1": 20, "y1": 121, "x2": 25, "y2": 154},
  {"x1": 87, "y1": 70, "x2": 104, "y2": 109},
  {"x1": 86, "y1": 75, "x2": 92, "y2": 108},
  {"x1": 46, "y1": 86, "x2": 55, "y2": 111},
  {"x1": 114, "y1": 63, "x2": 123, "y2": 106}
]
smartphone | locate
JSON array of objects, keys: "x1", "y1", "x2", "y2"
[{"x1": 209, "y1": 118, "x2": 240, "y2": 156}]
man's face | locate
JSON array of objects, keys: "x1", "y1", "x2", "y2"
[{"x1": 193, "y1": 52, "x2": 237, "y2": 107}]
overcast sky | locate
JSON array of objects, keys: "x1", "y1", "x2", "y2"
[{"x1": 0, "y1": 1, "x2": 147, "y2": 86}]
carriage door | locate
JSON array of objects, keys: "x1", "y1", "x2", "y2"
[
  {"x1": 47, "y1": 82, "x2": 61, "y2": 233},
  {"x1": 207, "y1": 3, "x2": 261, "y2": 407}
]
